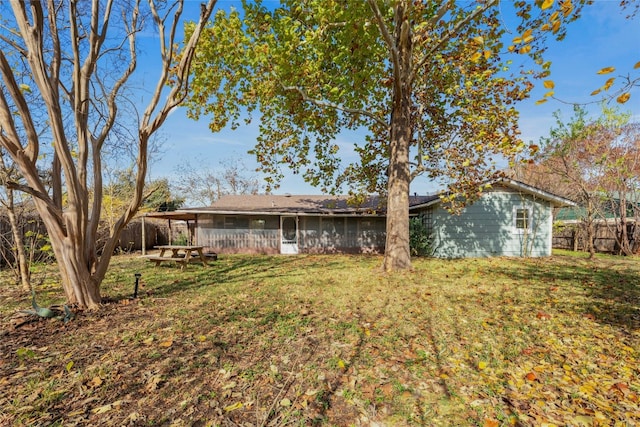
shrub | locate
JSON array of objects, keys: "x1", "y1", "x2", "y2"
[{"x1": 409, "y1": 217, "x2": 432, "y2": 257}]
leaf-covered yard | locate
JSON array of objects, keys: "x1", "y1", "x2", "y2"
[{"x1": 0, "y1": 252, "x2": 638, "y2": 426}]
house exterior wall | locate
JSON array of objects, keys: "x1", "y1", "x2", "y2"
[
  {"x1": 197, "y1": 214, "x2": 280, "y2": 254},
  {"x1": 421, "y1": 190, "x2": 553, "y2": 258},
  {"x1": 298, "y1": 216, "x2": 385, "y2": 254},
  {"x1": 195, "y1": 214, "x2": 386, "y2": 255}
]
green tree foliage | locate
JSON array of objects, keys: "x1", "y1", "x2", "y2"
[
  {"x1": 184, "y1": 0, "x2": 586, "y2": 270},
  {"x1": 103, "y1": 169, "x2": 184, "y2": 225}
]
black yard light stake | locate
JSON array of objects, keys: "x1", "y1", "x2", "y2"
[{"x1": 133, "y1": 273, "x2": 141, "y2": 298}]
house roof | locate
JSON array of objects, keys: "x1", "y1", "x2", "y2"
[
  {"x1": 176, "y1": 194, "x2": 438, "y2": 217},
  {"x1": 142, "y1": 179, "x2": 573, "y2": 220},
  {"x1": 142, "y1": 211, "x2": 199, "y2": 221},
  {"x1": 408, "y1": 178, "x2": 576, "y2": 210}
]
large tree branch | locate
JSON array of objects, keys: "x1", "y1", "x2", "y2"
[
  {"x1": 280, "y1": 83, "x2": 388, "y2": 129},
  {"x1": 0, "y1": 49, "x2": 40, "y2": 162},
  {"x1": 5, "y1": 181, "x2": 63, "y2": 224},
  {"x1": 11, "y1": 0, "x2": 79, "y2": 215},
  {"x1": 366, "y1": 0, "x2": 400, "y2": 92},
  {"x1": 87, "y1": 1, "x2": 139, "y2": 249},
  {"x1": 411, "y1": 0, "x2": 497, "y2": 83}
]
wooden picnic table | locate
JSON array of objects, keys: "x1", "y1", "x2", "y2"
[{"x1": 144, "y1": 245, "x2": 212, "y2": 269}]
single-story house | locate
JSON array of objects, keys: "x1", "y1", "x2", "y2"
[{"x1": 143, "y1": 178, "x2": 575, "y2": 258}]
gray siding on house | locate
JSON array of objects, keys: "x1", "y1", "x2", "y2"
[
  {"x1": 197, "y1": 214, "x2": 280, "y2": 254},
  {"x1": 422, "y1": 190, "x2": 553, "y2": 258}
]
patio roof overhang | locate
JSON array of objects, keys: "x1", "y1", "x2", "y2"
[{"x1": 142, "y1": 211, "x2": 199, "y2": 221}]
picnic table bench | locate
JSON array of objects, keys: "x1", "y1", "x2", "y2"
[{"x1": 143, "y1": 245, "x2": 215, "y2": 269}]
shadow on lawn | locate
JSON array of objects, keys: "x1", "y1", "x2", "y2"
[
  {"x1": 138, "y1": 255, "x2": 346, "y2": 299},
  {"x1": 495, "y1": 256, "x2": 640, "y2": 332}
]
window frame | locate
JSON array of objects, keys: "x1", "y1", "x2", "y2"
[{"x1": 513, "y1": 205, "x2": 533, "y2": 234}]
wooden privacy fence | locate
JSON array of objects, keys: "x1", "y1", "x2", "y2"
[
  {"x1": 0, "y1": 213, "x2": 50, "y2": 266},
  {"x1": 0, "y1": 216, "x2": 189, "y2": 267},
  {"x1": 553, "y1": 222, "x2": 640, "y2": 254},
  {"x1": 116, "y1": 218, "x2": 190, "y2": 252}
]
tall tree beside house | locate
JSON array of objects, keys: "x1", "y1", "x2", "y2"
[
  {"x1": 0, "y1": 0, "x2": 217, "y2": 309},
  {"x1": 183, "y1": 0, "x2": 586, "y2": 271}
]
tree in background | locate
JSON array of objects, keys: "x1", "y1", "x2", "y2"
[
  {"x1": 0, "y1": 150, "x2": 32, "y2": 292},
  {"x1": 103, "y1": 169, "x2": 184, "y2": 223},
  {"x1": 593, "y1": 118, "x2": 640, "y2": 255},
  {"x1": 171, "y1": 158, "x2": 261, "y2": 206},
  {"x1": 513, "y1": 106, "x2": 640, "y2": 257},
  {"x1": 184, "y1": 0, "x2": 586, "y2": 270},
  {"x1": 523, "y1": 107, "x2": 604, "y2": 257},
  {"x1": 0, "y1": 0, "x2": 216, "y2": 309}
]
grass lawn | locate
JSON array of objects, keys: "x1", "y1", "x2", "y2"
[{"x1": 0, "y1": 251, "x2": 638, "y2": 426}]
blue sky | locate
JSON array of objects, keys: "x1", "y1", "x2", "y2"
[{"x1": 144, "y1": 1, "x2": 640, "y2": 200}]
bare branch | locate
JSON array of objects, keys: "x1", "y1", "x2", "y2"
[
  {"x1": 95, "y1": 0, "x2": 218, "y2": 282},
  {"x1": 5, "y1": 181, "x2": 63, "y2": 224},
  {"x1": 0, "y1": 50, "x2": 40, "y2": 162}
]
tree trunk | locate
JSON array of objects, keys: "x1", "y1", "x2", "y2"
[
  {"x1": 586, "y1": 219, "x2": 595, "y2": 259},
  {"x1": 383, "y1": 103, "x2": 412, "y2": 271},
  {"x1": 57, "y1": 251, "x2": 101, "y2": 309},
  {"x1": 5, "y1": 188, "x2": 30, "y2": 292},
  {"x1": 617, "y1": 195, "x2": 632, "y2": 256},
  {"x1": 42, "y1": 213, "x2": 102, "y2": 308},
  {"x1": 382, "y1": 2, "x2": 412, "y2": 271}
]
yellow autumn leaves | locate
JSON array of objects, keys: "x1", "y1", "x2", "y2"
[
  {"x1": 509, "y1": 0, "x2": 573, "y2": 58},
  {"x1": 589, "y1": 63, "x2": 640, "y2": 104},
  {"x1": 535, "y1": 80, "x2": 556, "y2": 105},
  {"x1": 470, "y1": 34, "x2": 492, "y2": 63},
  {"x1": 535, "y1": 58, "x2": 638, "y2": 105}
]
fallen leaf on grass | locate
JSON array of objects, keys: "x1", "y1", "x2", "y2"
[
  {"x1": 609, "y1": 382, "x2": 631, "y2": 397},
  {"x1": 280, "y1": 398, "x2": 292, "y2": 407},
  {"x1": 146, "y1": 373, "x2": 163, "y2": 391},
  {"x1": 158, "y1": 339, "x2": 173, "y2": 348},
  {"x1": 484, "y1": 418, "x2": 499, "y2": 427},
  {"x1": 91, "y1": 400, "x2": 122, "y2": 414},
  {"x1": 89, "y1": 376, "x2": 103, "y2": 388},
  {"x1": 224, "y1": 402, "x2": 243, "y2": 412}
]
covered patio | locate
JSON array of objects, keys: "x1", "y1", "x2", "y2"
[{"x1": 140, "y1": 211, "x2": 199, "y2": 255}]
